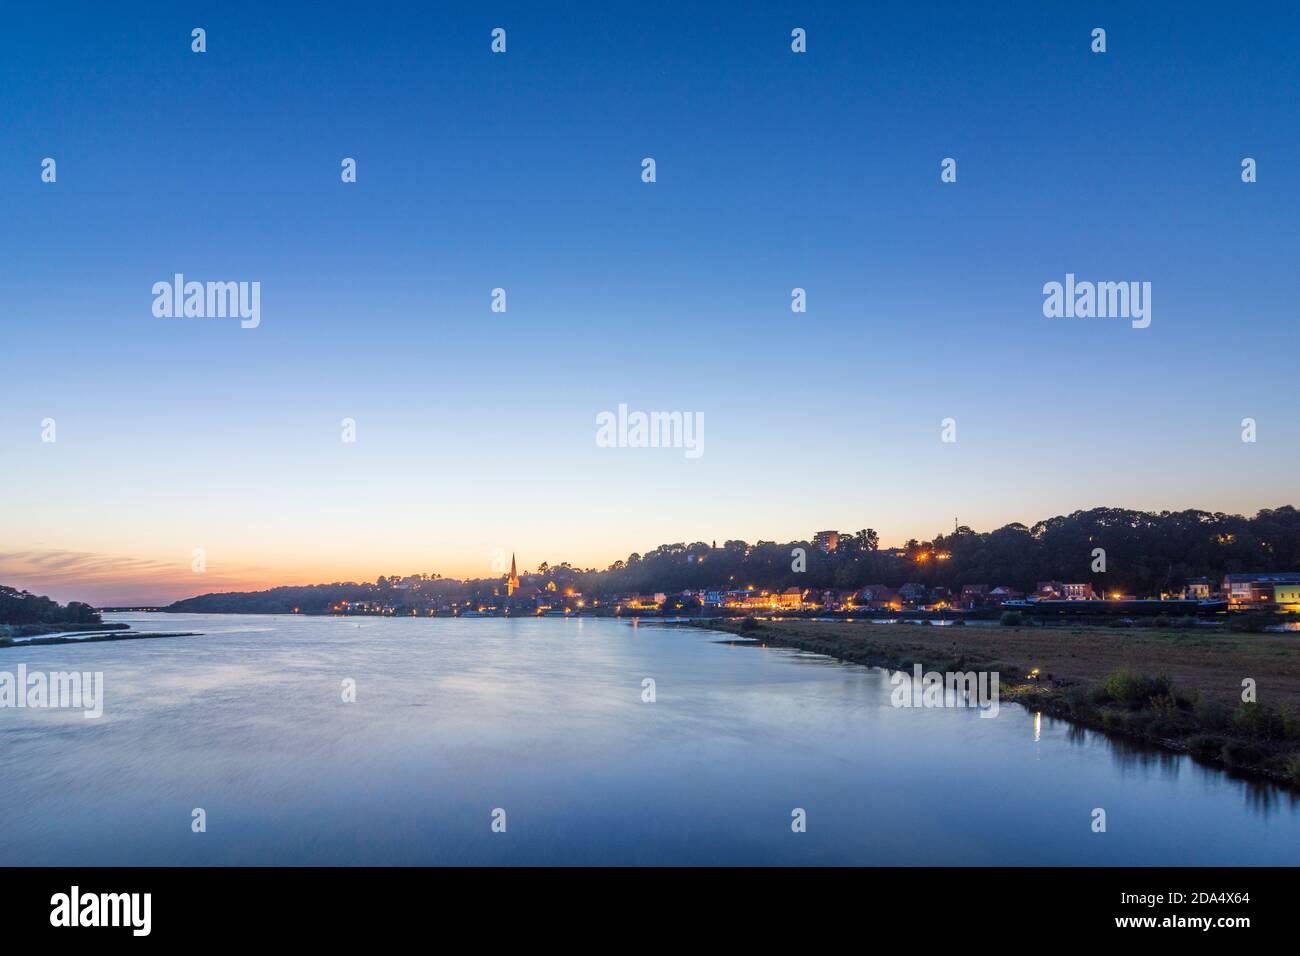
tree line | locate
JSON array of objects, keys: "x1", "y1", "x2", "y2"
[
  {"x1": 162, "y1": 506, "x2": 1300, "y2": 613},
  {"x1": 563, "y1": 507, "x2": 1300, "y2": 597},
  {"x1": 0, "y1": 586, "x2": 101, "y2": 626}
]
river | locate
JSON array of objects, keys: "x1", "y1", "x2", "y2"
[{"x1": 0, "y1": 612, "x2": 1296, "y2": 865}]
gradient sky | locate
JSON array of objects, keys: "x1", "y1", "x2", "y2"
[{"x1": 2, "y1": 2, "x2": 1298, "y2": 605}]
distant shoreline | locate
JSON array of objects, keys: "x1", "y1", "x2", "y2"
[
  {"x1": 1, "y1": 621, "x2": 130, "y2": 638},
  {"x1": 0, "y1": 630, "x2": 201, "y2": 649}
]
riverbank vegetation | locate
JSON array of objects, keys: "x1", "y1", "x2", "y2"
[
  {"x1": 698, "y1": 618, "x2": 1300, "y2": 787},
  {"x1": 0, "y1": 584, "x2": 109, "y2": 642}
]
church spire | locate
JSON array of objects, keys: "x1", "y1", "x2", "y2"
[{"x1": 507, "y1": 553, "x2": 520, "y2": 595}]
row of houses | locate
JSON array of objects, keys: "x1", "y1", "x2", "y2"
[
  {"x1": 670, "y1": 584, "x2": 1023, "y2": 613},
  {"x1": 997, "y1": 574, "x2": 1300, "y2": 609},
  {"x1": 1139, "y1": 573, "x2": 1300, "y2": 609},
  {"x1": 625, "y1": 572, "x2": 1300, "y2": 613},
  {"x1": 325, "y1": 571, "x2": 1300, "y2": 617},
  {"x1": 968, "y1": 574, "x2": 1300, "y2": 609},
  {"x1": 1214, "y1": 573, "x2": 1300, "y2": 610}
]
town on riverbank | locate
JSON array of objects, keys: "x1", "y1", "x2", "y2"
[
  {"x1": 158, "y1": 507, "x2": 1300, "y2": 628},
  {"x1": 221, "y1": 569, "x2": 1295, "y2": 627}
]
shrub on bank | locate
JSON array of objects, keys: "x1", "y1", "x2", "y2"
[
  {"x1": 1060, "y1": 686, "x2": 1092, "y2": 717},
  {"x1": 1148, "y1": 693, "x2": 1182, "y2": 721},
  {"x1": 1151, "y1": 615, "x2": 1197, "y2": 629},
  {"x1": 1220, "y1": 740, "x2": 1265, "y2": 767},
  {"x1": 1101, "y1": 670, "x2": 1172, "y2": 709},
  {"x1": 1193, "y1": 695, "x2": 1234, "y2": 731},
  {"x1": 1229, "y1": 612, "x2": 1274, "y2": 634},
  {"x1": 999, "y1": 611, "x2": 1023, "y2": 627},
  {"x1": 739, "y1": 616, "x2": 760, "y2": 634},
  {"x1": 1286, "y1": 754, "x2": 1300, "y2": 784},
  {"x1": 1188, "y1": 734, "x2": 1228, "y2": 759},
  {"x1": 1234, "y1": 702, "x2": 1292, "y2": 741},
  {"x1": 1101, "y1": 709, "x2": 1154, "y2": 734},
  {"x1": 1065, "y1": 684, "x2": 1097, "y2": 717}
]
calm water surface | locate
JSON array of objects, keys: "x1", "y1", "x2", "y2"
[{"x1": 1, "y1": 613, "x2": 1296, "y2": 865}]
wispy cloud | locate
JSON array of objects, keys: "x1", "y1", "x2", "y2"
[{"x1": 0, "y1": 549, "x2": 267, "y2": 606}]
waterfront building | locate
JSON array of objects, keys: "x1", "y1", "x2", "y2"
[
  {"x1": 857, "y1": 584, "x2": 899, "y2": 609},
  {"x1": 775, "y1": 587, "x2": 804, "y2": 609},
  {"x1": 1275, "y1": 584, "x2": 1300, "y2": 613},
  {"x1": 1223, "y1": 572, "x2": 1300, "y2": 607},
  {"x1": 813, "y1": 531, "x2": 839, "y2": 553}
]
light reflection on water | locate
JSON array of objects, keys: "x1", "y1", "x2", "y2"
[{"x1": 0, "y1": 613, "x2": 1296, "y2": 865}]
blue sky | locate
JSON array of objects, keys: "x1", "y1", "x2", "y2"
[{"x1": 2, "y1": 1, "x2": 1298, "y2": 603}]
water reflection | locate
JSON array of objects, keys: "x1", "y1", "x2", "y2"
[
  {"x1": 1108, "y1": 736, "x2": 1185, "y2": 780},
  {"x1": 0, "y1": 612, "x2": 1295, "y2": 865},
  {"x1": 1041, "y1": 712, "x2": 1299, "y2": 820},
  {"x1": 1238, "y1": 776, "x2": 1300, "y2": 813}
]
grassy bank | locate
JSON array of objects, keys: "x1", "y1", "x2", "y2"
[{"x1": 693, "y1": 618, "x2": 1300, "y2": 788}]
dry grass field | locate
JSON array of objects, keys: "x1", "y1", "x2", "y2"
[
  {"x1": 694, "y1": 618, "x2": 1300, "y2": 784},
  {"x1": 700, "y1": 620, "x2": 1300, "y2": 708}
]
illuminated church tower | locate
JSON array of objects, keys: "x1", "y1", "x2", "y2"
[{"x1": 507, "y1": 553, "x2": 520, "y2": 596}]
